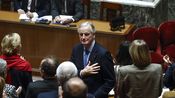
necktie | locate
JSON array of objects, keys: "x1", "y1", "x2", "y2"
[
  {"x1": 64, "y1": 0, "x2": 67, "y2": 14},
  {"x1": 27, "y1": 0, "x2": 32, "y2": 11},
  {"x1": 83, "y1": 49, "x2": 90, "y2": 67}
]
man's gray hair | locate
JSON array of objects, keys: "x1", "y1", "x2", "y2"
[
  {"x1": 56, "y1": 61, "x2": 78, "y2": 86},
  {"x1": 0, "y1": 59, "x2": 7, "y2": 78},
  {"x1": 78, "y1": 21, "x2": 96, "y2": 33}
]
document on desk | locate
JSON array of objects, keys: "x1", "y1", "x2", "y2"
[
  {"x1": 59, "y1": 15, "x2": 73, "y2": 20},
  {"x1": 19, "y1": 14, "x2": 52, "y2": 22},
  {"x1": 32, "y1": 15, "x2": 52, "y2": 22},
  {"x1": 19, "y1": 14, "x2": 30, "y2": 20}
]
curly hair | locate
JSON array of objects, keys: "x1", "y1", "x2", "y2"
[{"x1": 1, "y1": 33, "x2": 21, "y2": 55}]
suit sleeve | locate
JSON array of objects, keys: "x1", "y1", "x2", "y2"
[
  {"x1": 36, "y1": 0, "x2": 51, "y2": 17},
  {"x1": 13, "y1": 0, "x2": 22, "y2": 11},
  {"x1": 73, "y1": 0, "x2": 84, "y2": 21},
  {"x1": 51, "y1": 0, "x2": 59, "y2": 18},
  {"x1": 94, "y1": 51, "x2": 115, "y2": 98}
]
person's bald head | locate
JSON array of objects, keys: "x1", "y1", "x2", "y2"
[
  {"x1": 40, "y1": 56, "x2": 59, "y2": 78},
  {"x1": 63, "y1": 77, "x2": 87, "y2": 98}
]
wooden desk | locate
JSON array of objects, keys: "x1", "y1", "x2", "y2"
[{"x1": 0, "y1": 11, "x2": 135, "y2": 75}]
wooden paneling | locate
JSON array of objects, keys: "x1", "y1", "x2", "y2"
[{"x1": 0, "y1": 11, "x2": 135, "y2": 75}]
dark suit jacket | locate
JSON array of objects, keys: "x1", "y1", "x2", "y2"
[
  {"x1": 70, "y1": 42, "x2": 115, "y2": 98},
  {"x1": 51, "y1": 0, "x2": 83, "y2": 21},
  {"x1": 164, "y1": 63, "x2": 175, "y2": 90},
  {"x1": 37, "y1": 90, "x2": 57, "y2": 98},
  {"x1": 13, "y1": 0, "x2": 51, "y2": 17},
  {"x1": 25, "y1": 78, "x2": 58, "y2": 98}
]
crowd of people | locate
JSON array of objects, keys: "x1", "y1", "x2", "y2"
[
  {"x1": 0, "y1": 0, "x2": 173, "y2": 98},
  {"x1": 0, "y1": 21, "x2": 174, "y2": 98}
]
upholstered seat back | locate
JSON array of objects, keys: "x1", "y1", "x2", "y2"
[
  {"x1": 132, "y1": 27, "x2": 160, "y2": 51},
  {"x1": 159, "y1": 21, "x2": 175, "y2": 48},
  {"x1": 158, "y1": 20, "x2": 175, "y2": 59},
  {"x1": 132, "y1": 27, "x2": 163, "y2": 64}
]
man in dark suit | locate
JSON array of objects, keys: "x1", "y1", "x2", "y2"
[
  {"x1": 13, "y1": 0, "x2": 50, "y2": 18},
  {"x1": 70, "y1": 21, "x2": 115, "y2": 98},
  {"x1": 25, "y1": 56, "x2": 59, "y2": 98},
  {"x1": 51, "y1": 0, "x2": 83, "y2": 25}
]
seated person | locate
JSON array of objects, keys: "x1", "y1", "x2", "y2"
[
  {"x1": 117, "y1": 39, "x2": 162, "y2": 98},
  {"x1": 163, "y1": 55, "x2": 175, "y2": 90},
  {"x1": 56, "y1": 61, "x2": 94, "y2": 98},
  {"x1": 14, "y1": 0, "x2": 51, "y2": 18},
  {"x1": 62, "y1": 77, "x2": 89, "y2": 98},
  {"x1": 25, "y1": 56, "x2": 59, "y2": 98},
  {"x1": 0, "y1": 59, "x2": 22, "y2": 98},
  {"x1": 56, "y1": 61, "x2": 78, "y2": 86},
  {"x1": 51, "y1": 0, "x2": 84, "y2": 24},
  {"x1": 114, "y1": 41, "x2": 132, "y2": 98},
  {"x1": 0, "y1": 33, "x2": 32, "y2": 98},
  {"x1": 56, "y1": 61, "x2": 78, "y2": 98}
]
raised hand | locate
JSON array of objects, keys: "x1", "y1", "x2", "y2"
[{"x1": 80, "y1": 61, "x2": 100, "y2": 77}]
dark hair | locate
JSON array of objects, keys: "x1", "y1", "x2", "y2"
[
  {"x1": 40, "y1": 56, "x2": 59, "y2": 77},
  {"x1": 116, "y1": 41, "x2": 132, "y2": 65}
]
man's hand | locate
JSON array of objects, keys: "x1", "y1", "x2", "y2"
[
  {"x1": 80, "y1": 61, "x2": 100, "y2": 77},
  {"x1": 16, "y1": 86, "x2": 22, "y2": 97},
  {"x1": 163, "y1": 54, "x2": 172, "y2": 64},
  {"x1": 17, "y1": 9, "x2": 25, "y2": 14},
  {"x1": 54, "y1": 16, "x2": 61, "y2": 23},
  {"x1": 61, "y1": 19, "x2": 73, "y2": 25},
  {"x1": 26, "y1": 11, "x2": 34, "y2": 18}
]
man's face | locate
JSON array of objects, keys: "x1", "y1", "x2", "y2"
[{"x1": 78, "y1": 26, "x2": 95, "y2": 48}]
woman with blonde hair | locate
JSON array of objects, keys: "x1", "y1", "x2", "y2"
[
  {"x1": 117, "y1": 39, "x2": 163, "y2": 98},
  {"x1": 0, "y1": 33, "x2": 32, "y2": 98}
]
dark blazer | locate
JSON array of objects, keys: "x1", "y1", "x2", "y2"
[
  {"x1": 13, "y1": 0, "x2": 29, "y2": 12},
  {"x1": 37, "y1": 90, "x2": 57, "y2": 98},
  {"x1": 70, "y1": 42, "x2": 115, "y2": 98},
  {"x1": 13, "y1": 0, "x2": 51, "y2": 17},
  {"x1": 51, "y1": 0, "x2": 83, "y2": 21},
  {"x1": 25, "y1": 78, "x2": 58, "y2": 98},
  {"x1": 164, "y1": 63, "x2": 175, "y2": 90},
  {"x1": 10, "y1": 69, "x2": 32, "y2": 98}
]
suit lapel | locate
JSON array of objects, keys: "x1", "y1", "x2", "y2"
[
  {"x1": 78, "y1": 44, "x2": 84, "y2": 68},
  {"x1": 89, "y1": 43, "x2": 98, "y2": 64}
]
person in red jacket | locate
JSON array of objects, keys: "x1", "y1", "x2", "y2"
[{"x1": 0, "y1": 33, "x2": 32, "y2": 98}]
